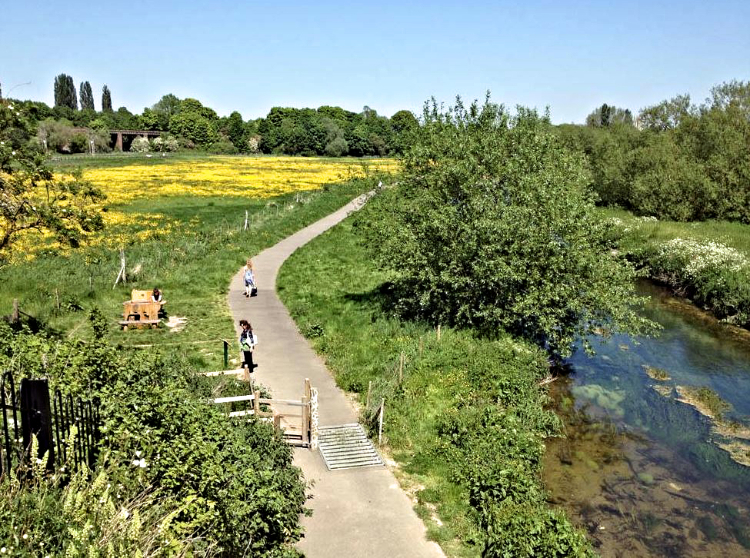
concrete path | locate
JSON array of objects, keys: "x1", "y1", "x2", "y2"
[{"x1": 227, "y1": 195, "x2": 445, "y2": 558}]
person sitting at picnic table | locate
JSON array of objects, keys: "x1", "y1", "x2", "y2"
[{"x1": 151, "y1": 288, "x2": 163, "y2": 303}]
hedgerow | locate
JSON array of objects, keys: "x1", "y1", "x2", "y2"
[{"x1": 0, "y1": 316, "x2": 306, "y2": 556}]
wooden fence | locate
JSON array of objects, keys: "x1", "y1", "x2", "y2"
[{"x1": 210, "y1": 378, "x2": 318, "y2": 449}]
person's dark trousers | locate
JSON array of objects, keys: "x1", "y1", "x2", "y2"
[{"x1": 242, "y1": 350, "x2": 258, "y2": 370}]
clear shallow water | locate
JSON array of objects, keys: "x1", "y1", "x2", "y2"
[{"x1": 543, "y1": 282, "x2": 750, "y2": 557}]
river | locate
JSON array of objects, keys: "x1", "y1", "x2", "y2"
[{"x1": 543, "y1": 282, "x2": 750, "y2": 557}]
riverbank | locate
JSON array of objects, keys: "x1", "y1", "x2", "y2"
[
  {"x1": 600, "y1": 208, "x2": 750, "y2": 330},
  {"x1": 277, "y1": 218, "x2": 593, "y2": 557}
]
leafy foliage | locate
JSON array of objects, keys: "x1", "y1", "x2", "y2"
[
  {"x1": 0, "y1": 318, "x2": 307, "y2": 556},
  {"x1": 359, "y1": 97, "x2": 652, "y2": 356},
  {"x1": 0, "y1": 102, "x2": 105, "y2": 261},
  {"x1": 101, "y1": 85, "x2": 113, "y2": 112},
  {"x1": 79, "y1": 81, "x2": 95, "y2": 111},
  {"x1": 279, "y1": 216, "x2": 594, "y2": 556},
  {"x1": 562, "y1": 80, "x2": 750, "y2": 223},
  {"x1": 53, "y1": 74, "x2": 78, "y2": 110}
]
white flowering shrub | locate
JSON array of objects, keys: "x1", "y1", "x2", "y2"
[
  {"x1": 247, "y1": 135, "x2": 261, "y2": 153},
  {"x1": 655, "y1": 238, "x2": 748, "y2": 280},
  {"x1": 152, "y1": 136, "x2": 178, "y2": 152},
  {"x1": 129, "y1": 137, "x2": 150, "y2": 153},
  {"x1": 638, "y1": 237, "x2": 750, "y2": 326}
]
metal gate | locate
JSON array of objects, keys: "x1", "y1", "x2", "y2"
[{"x1": 1, "y1": 372, "x2": 100, "y2": 478}]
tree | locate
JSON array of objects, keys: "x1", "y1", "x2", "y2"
[
  {"x1": 151, "y1": 93, "x2": 181, "y2": 129},
  {"x1": 54, "y1": 74, "x2": 78, "y2": 110},
  {"x1": 153, "y1": 94, "x2": 181, "y2": 117},
  {"x1": 600, "y1": 103, "x2": 611, "y2": 127},
  {"x1": 79, "y1": 81, "x2": 95, "y2": 111},
  {"x1": 101, "y1": 85, "x2": 112, "y2": 112},
  {"x1": 357, "y1": 96, "x2": 654, "y2": 356},
  {"x1": 0, "y1": 101, "x2": 104, "y2": 261},
  {"x1": 168, "y1": 111, "x2": 217, "y2": 145},
  {"x1": 585, "y1": 104, "x2": 634, "y2": 127},
  {"x1": 638, "y1": 94, "x2": 693, "y2": 131},
  {"x1": 226, "y1": 111, "x2": 245, "y2": 151}
]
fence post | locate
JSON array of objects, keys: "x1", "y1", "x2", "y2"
[
  {"x1": 20, "y1": 378, "x2": 54, "y2": 471},
  {"x1": 1, "y1": 372, "x2": 20, "y2": 475},
  {"x1": 12, "y1": 299, "x2": 19, "y2": 323},
  {"x1": 366, "y1": 381, "x2": 372, "y2": 408},
  {"x1": 223, "y1": 340, "x2": 229, "y2": 369},
  {"x1": 253, "y1": 390, "x2": 260, "y2": 416},
  {"x1": 378, "y1": 398, "x2": 385, "y2": 446},
  {"x1": 398, "y1": 352, "x2": 404, "y2": 383},
  {"x1": 437, "y1": 324, "x2": 441, "y2": 341}
]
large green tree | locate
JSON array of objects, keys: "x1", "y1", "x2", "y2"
[
  {"x1": 0, "y1": 101, "x2": 104, "y2": 262},
  {"x1": 358, "y1": 97, "x2": 653, "y2": 356},
  {"x1": 226, "y1": 110, "x2": 246, "y2": 151},
  {"x1": 101, "y1": 85, "x2": 112, "y2": 112},
  {"x1": 53, "y1": 74, "x2": 77, "y2": 110},
  {"x1": 79, "y1": 81, "x2": 95, "y2": 111}
]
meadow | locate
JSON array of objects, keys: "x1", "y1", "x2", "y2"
[{"x1": 1, "y1": 154, "x2": 394, "y2": 369}]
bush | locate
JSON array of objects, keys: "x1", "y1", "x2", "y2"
[
  {"x1": 130, "y1": 136, "x2": 150, "y2": 153},
  {"x1": 359, "y1": 98, "x2": 654, "y2": 356},
  {"x1": 324, "y1": 137, "x2": 348, "y2": 157},
  {"x1": 633, "y1": 237, "x2": 750, "y2": 327},
  {"x1": 206, "y1": 140, "x2": 238, "y2": 154},
  {"x1": 0, "y1": 319, "x2": 307, "y2": 556},
  {"x1": 152, "y1": 135, "x2": 178, "y2": 152}
]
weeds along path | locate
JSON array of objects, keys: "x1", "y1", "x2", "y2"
[{"x1": 227, "y1": 194, "x2": 445, "y2": 558}]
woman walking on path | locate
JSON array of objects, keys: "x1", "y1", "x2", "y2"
[
  {"x1": 239, "y1": 319, "x2": 258, "y2": 375},
  {"x1": 243, "y1": 258, "x2": 257, "y2": 297}
]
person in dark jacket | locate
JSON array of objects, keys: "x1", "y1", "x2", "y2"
[{"x1": 238, "y1": 319, "x2": 258, "y2": 373}]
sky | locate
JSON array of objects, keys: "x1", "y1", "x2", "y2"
[{"x1": 1, "y1": 0, "x2": 748, "y2": 123}]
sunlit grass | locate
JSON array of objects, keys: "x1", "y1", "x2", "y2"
[{"x1": 599, "y1": 207, "x2": 750, "y2": 256}]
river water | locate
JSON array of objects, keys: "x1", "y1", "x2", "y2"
[{"x1": 543, "y1": 282, "x2": 750, "y2": 557}]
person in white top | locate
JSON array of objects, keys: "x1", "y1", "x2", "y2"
[{"x1": 243, "y1": 259, "x2": 256, "y2": 297}]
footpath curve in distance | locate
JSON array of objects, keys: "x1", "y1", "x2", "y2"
[{"x1": 227, "y1": 194, "x2": 445, "y2": 558}]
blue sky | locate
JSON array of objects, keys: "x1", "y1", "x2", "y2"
[{"x1": 1, "y1": 0, "x2": 748, "y2": 123}]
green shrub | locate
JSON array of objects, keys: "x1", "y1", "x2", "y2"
[
  {"x1": 206, "y1": 141, "x2": 238, "y2": 154},
  {"x1": 0, "y1": 319, "x2": 307, "y2": 556},
  {"x1": 279, "y1": 216, "x2": 594, "y2": 556},
  {"x1": 130, "y1": 136, "x2": 151, "y2": 153},
  {"x1": 359, "y1": 98, "x2": 653, "y2": 356}
]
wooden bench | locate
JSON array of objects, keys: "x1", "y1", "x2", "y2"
[{"x1": 121, "y1": 290, "x2": 165, "y2": 330}]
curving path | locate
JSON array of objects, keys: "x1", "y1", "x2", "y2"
[{"x1": 227, "y1": 194, "x2": 445, "y2": 558}]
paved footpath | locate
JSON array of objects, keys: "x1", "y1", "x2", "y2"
[{"x1": 227, "y1": 195, "x2": 445, "y2": 558}]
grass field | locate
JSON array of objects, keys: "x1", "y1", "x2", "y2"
[{"x1": 1, "y1": 154, "x2": 392, "y2": 370}]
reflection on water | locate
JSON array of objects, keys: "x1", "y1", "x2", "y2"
[{"x1": 543, "y1": 282, "x2": 750, "y2": 557}]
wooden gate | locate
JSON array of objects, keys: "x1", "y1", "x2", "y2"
[{"x1": 210, "y1": 378, "x2": 318, "y2": 449}]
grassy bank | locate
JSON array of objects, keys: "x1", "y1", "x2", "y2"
[
  {"x1": 601, "y1": 208, "x2": 750, "y2": 329},
  {"x1": 278, "y1": 217, "x2": 593, "y2": 557}
]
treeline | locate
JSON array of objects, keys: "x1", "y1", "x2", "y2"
[
  {"x1": 1, "y1": 74, "x2": 417, "y2": 156},
  {"x1": 558, "y1": 80, "x2": 750, "y2": 223}
]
